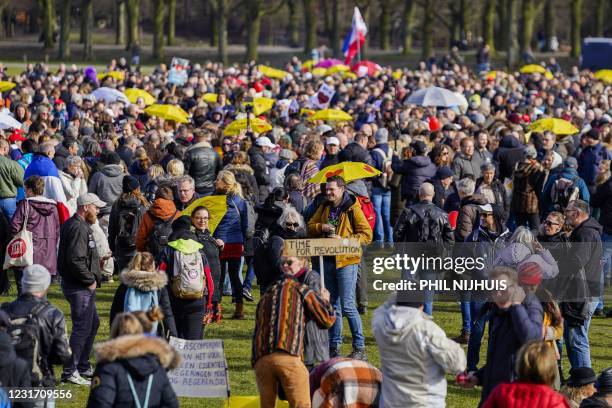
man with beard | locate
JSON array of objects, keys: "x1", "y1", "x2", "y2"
[{"x1": 57, "y1": 193, "x2": 104, "y2": 385}]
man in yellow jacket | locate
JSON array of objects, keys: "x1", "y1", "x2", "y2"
[{"x1": 307, "y1": 175, "x2": 373, "y2": 361}]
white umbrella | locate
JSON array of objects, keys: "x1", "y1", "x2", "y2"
[
  {"x1": 0, "y1": 112, "x2": 22, "y2": 130},
  {"x1": 405, "y1": 86, "x2": 467, "y2": 107},
  {"x1": 91, "y1": 87, "x2": 129, "y2": 105}
]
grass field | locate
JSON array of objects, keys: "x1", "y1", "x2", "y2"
[{"x1": 1, "y1": 266, "x2": 611, "y2": 407}]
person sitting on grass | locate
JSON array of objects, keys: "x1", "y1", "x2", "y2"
[{"x1": 561, "y1": 368, "x2": 598, "y2": 408}]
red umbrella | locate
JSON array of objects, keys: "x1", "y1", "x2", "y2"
[{"x1": 351, "y1": 60, "x2": 382, "y2": 77}]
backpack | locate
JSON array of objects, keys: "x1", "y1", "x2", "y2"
[
  {"x1": 148, "y1": 211, "x2": 178, "y2": 257},
  {"x1": 284, "y1": 157, "x2": 306, "y2": 177},
  {"x1": 232, "y1": 198, "x2": 257, "y2": 239},
  {"x1": 117, "y1": 206, "x2": 140, "y2": 248},
  {"x1": 355, "y1": 195, "x2": 376, "y2": 231},
  {"x1": 373, "y1": 147, "x2": 394, "y2": 189},
  {"x1": 5, "y1": 301, "x2": 49, "y2": 385},
  {"x1": 413, "y1": 208, "x2": 441, "y2": 243},
  {"x1": 252, "y1": 225, "x2": 272, "y2": 285},
  {"x1": 171, "y1": 250, "x2": 205, "y2": 299},
  {"x1": 551, "y1": 176, "x2": 580, "y2": 211}
]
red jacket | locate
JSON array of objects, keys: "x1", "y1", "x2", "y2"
[{"x1": 482, "y1": 382, "x2": 570, "y2": 408}]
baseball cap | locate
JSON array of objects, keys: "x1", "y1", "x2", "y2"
[
  {"x1": 410, "y1": 140, "x2": 427, "y2": 155},
  {"x1": 316, "y1": 124, "x2": 333, "y2": 135},
  {"x1": 77, "y1": 193, "x2": 106, "y2": 208},
  {"x1": 326, "y1": 136, "x2": 340, "y2": 146},
  {"x1": 255, "y1": 136, "x2": 276, "y2": 148},
  {"x1": 478, "y1": 203, "x2": 494, "y2": 213},
  {"x1": 9, "y1": 129, "x2": 26, "y2": 143}
]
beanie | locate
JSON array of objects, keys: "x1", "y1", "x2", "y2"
[
  {"x1": 518, "y1": 262, "x2": 542, "y2": 286},
  {"x1": 122, "y1": 175, "x2": 140, "y2": 193},
  {"x1": 21, "y1": 264, "x2": 51, "y2": 294}
]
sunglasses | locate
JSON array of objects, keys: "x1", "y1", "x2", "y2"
[
  {"x1": 281, "y1": 259, "x2": 294, "y2": 266},
  {"x1": 544, "y1": 220, "x2": 560, "y2": 226},
  {"x1": 285, "y1": 222, "x2": 299, "y2": 228}
]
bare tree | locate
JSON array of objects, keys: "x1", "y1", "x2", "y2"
[
  {"x1": 506, "y1": 0, "x2": 518, "y2": 68},
  {"x1": 42, "y1": 0, "x2": 54, "y2": 49},
  {"x1": 286, "y1": 0, "x2": 300, "y2": 47},
  {"x1": 167, "y1": 0, "x2": 176, "y2": 46},
  {"x1": 211, "y1": 0, "x2": 229, "y2": 65},
  {"x1": 421, "y1": 0, "x2": 436, "y2": 60},
  {"x1": 379, "y1": 0, "x2": 391, "y2": 50},
  {"x1": 594, "y1": 0, "x2": 605, "y2": 37},
  {"x1": 543, "y1": 0, "x2": 555, "y2": 51},
  {"x1": 59, "y1": 0, "x2": 71, "y2": 58},
  {"x1": 519, "y1": 0, "x2": 543, "y2": 57},
  {"x1": 126, "y1": 0, "x2": 140, "y2": 51},
  {"x1": 401, "y1": 0, "x2": 415, "y2": 55},
  {"x1": 152, "y1": 0, "x2": 165, "y2": 60},
  {"x1": 245, "y1": 0, "x2": 284, "y2": 61},
  {"x1": 116, "y1": 0, "x2": 126, "y2": 45},
  {"x1": 302, "y1": 0, "x2": 317, "y2": 55},
  {"x1": 330, "y1": 0, "x2": 340, "y2": 57},
  {"x1": 570, "y1": 0, "x2": 582, "y2": 58},
  {"x1": 483, "y1": 0, "x2": 496, "y2": 54},
  {"x1": 82, "y1": 0, "x2": 93, "y2": 60}
]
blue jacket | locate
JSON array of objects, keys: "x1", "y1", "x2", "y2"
[
  {"x1": 391, "y1": 155, "x2": 437, "y2": 200},
  {"x1": 578, "y1": 142, "x2": 611, "y2": 185},
  {"x1": 541, "y1": 167, "x2": 590, "y2": 213},
  {"x1": 370, "y1": 143, "x2": 391, "y2": 189},
  {"x1": 213, "y1": 194, "x2": 248, "y2": 245}
]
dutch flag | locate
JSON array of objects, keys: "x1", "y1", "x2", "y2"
[{"x1": 342, "y1": 7, "x2": 368, "y2": 65}]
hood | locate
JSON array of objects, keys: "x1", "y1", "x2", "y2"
[
  {"x1": 27, "y1": 196, "x2": 58, "y2": 216},
  {"x1": 101, "y1": 164, "x2": 124, "y2": 178},
  {"x1": 117, "y1": 195, "x2": 142, "y2": 209},
  {"x1": 408, "y1": 155, "x2": 433, "y2": 168},
  {"x1": 120, "y1": 269, "x2": 168, "y2": 291},
  {"x1": 0, "y1": 332, "x2": 16, "y2": 368},
  {"x1": 375, "y1": 293, "x2": 429, "y2": 343},
  {"x1": 577, "y1": 217, "x2": 603, "y2": 235},
  {"x1": 225, "y1": 163, "x2": 254, "y2": 175},
  {"x1": 55, "y1": 145, "x2": 70, "y2": 159},
  {"x1": 94, "y1": 334, "x2": 181, "y2": 370},
  {"x1": 497, "y1": 242, "x2": 531, "y2": 265},
  {"x1": 500, "y1": 135, "x2": 520, "y2": 148},
  {"x1": 168, "y1": 238, "x2": 203, "y2": 254},
  {"x1": 149, "y1": 198, "x2": 177, "y2": 219},
  {"x1": 347, "y1": 179, "x2": 369, "y2": 197},
  {"x1": 559, "y1": 167, "x2": 579, "y2": 179},
  {"x1": 461, "y1": 193, "x2": 488, "y2": 206}
]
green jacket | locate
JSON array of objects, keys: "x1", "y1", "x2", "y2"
[{"x1": 0, "y1": 155, "x2": 24, "y2": 198}]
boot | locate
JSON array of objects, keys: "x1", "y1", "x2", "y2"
[
  {"x1": 232, "y1": 303, "x2": 245, "y2": 320},
  {"x1": 213, "y1": 303, "x2": 223, "y2": 323},
  {"x1": 452, "y1": 329, "x2": 470, "y2": 345}
]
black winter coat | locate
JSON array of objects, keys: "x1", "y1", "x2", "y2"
[
  {"x1": 391, "y1": 155, "x2": 437, "y2": 201},
  {"x1": 569, "y1": 217, "x2": 604, "y2": 297},
  {"x1": 183, "y1": 142, "x2": 222, "y2": 195},
  {"x1": 393, "y1": 200, "x2": 454, "y2": 247},
  {"x1": 108, "y1": 196, "x2": 148, "y2": 262},
  {"x1": 248, "y1": 146, "x2": 271, "y2": 203},
  {"x1": 86, "y1": 335, "x2": 179, "y2": 408},
  {"x1": 591, "y1": 178, "x2": 612, "y2": 234},
  {"x1": 57, "y1": 214, "x2": 101, "y2": 288},
  {"x1": 0, "y1": 331, "x2": 31, "y2": 408},
  {"x1": 1, "y1": 294, "x2": 72, "y2": 386},
  {"x1": 494, "y1": 135, "x2": 525, "y2": 182},
  {"x1": 194, "y1": 229, "x2": 222, "y2": 303},
  {"x1": 338, "y1": 142, "x2": 373, "y2": 165}
]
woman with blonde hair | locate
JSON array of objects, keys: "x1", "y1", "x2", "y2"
[
  {"x1": 213, "y1": 170, "x2": 249, "y2": 319},
  {"x1": 109, "y1": 251, "x2": 177, "y2": 339},
  {"x1": 143, "y1": 164, "x2": 167, "y2": 203},
  {"x1": 300, "y1": 140, "x2": 324, "y2": 200},
  {"x1": 129, "y1": 147, "x2": 152, "y2": 188},
  {"x1": 166, "y1": 159, "x2": 184, "y2": 177},
  {"x1": 88, "y1": 311, "x2": 180, "y2": 407}
]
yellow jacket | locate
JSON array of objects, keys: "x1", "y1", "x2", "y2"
[
  {"x1": 543, "y1": 309, "x2": 563, "y2": 359},
  {"x1": 307, "y1": 194, "x2": 373, "y2": 268}
]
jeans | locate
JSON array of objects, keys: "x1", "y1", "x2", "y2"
[
  {"x1": 420, "y1": 271, "x2": 437, "y2": 316},
  {"x1": 324, "y1": 259, "x2": 365, "y2": 350},
  {"x1": 460, "y1": 299, "x2": 471, "y2": 332},
  {"x1": 466, "y1": 300, "x2": 487, "y2": 372},
  {"x1": 221, "y1": 257, "x2": 243, "y2": 304},
  {"x1": 372, "y1": 187, "x2": 393, "y2": 244},
  {"x1": 563, "y1": 301, "x2": 599, "y2": 369},
  {"x1": 242, "y1": 257, "x2": 255, "y2": 291},
  {"x1": 62, "y1": 286, "x2": 99, "y2": 377},
  {"x1": 0, "y1": 197, "x2": 16, "y2": 221}
]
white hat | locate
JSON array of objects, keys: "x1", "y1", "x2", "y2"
[
  {"x1": 316, "y1": 124, "x2": 333, "y2": 135},
  {"x1": 478, "y1": 203, "x2": 493, "y2": 213},
  {"x1": 255, "y1": 136, "x2": 275, "y2": 148},
  {"x1": 326, "y1": 136, "x2": 340, "y2": 146}
]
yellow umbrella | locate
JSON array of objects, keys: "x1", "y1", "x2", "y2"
[
  {"x1": 310, "y1": 109, "x2": 352, "y2": 122},
  {"x1": 309, "y1": 162, "x2": 381, "y2": 184},
  {"x1": 392, "y1": 70, "x2": 403, "y2": 80},
  {"x1": 258, "y1": 65, "x2": 290, "y2": 80},
  {"x1": 203, "y1": 93, "x2": 219, "y2": 104},
  {"x1": 242, "y1": 97, "x2": 275, "y2": 116},
  {"x1": 124, "y1": 88, "x2": 156, "y2": 105},
  {"x1": 529, "y1": 118, "x2": 578, "y2": 135},
  {"x1": 326, "y1": 64, "x2": 350, "y2": 75},
  {"x1": 144, "y1": 104, "x2": 189, "y2": 123},
  {"x1": 300, "y1": 108, "x2": 315, "y2": 117},
  {"x1": 181, "y1": 195, "x2": 228, "y2": 234},
  {"x1": 544, "y1": 70, "x2": 553, "y2": 80},
  {"x1": 519, "y1": 64, "x2": 546, "y2": 74},
  {"x1": 0, "y1": 81, "x2": 16, "y2": 92},
  {"x1": 342, "y1": 71, "x2": 358, "y2": 80},
  {"x1": 312, "y1": 67, "x2": 328, "y2": 76},
  {"x1": 594, "y1": 69, "x2": 612, "y2": 83},
  {"x1": 96, "y1": 71, "x2": 125, "y2": 81},
  {"x1": 302, "y1": 60, "x2": 314, "y2": 71},
  {"x1": 223, "y1": 117, "x2": 272, "y2": 136}
]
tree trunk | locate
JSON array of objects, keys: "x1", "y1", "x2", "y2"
[
  {"x1": 543, "y1": 0, "x2": 555, "y2": 51},
  {"x1": 152, "y1": 0, "x2": 165, "y2": 61},
  {"x1": 570, "y1": 0, "x2": 582, "y2": 58},
  {"x1": 115, "y1": 0, "x2": 126, "y2": 45},
  {"x1": 506, "y1": 0, "x2": 518, "y2": 69},
  {"x1": 460, "y1": 0, "x2": 469, "y2": 42},
  {"x1": 330, "y1": 0, "x2": 339, "y2": 57},
  {"x1": 167, "y1": 0, "x2": 176, "y2": 46},
  {"x1": 497, "y1": 0, "x2": 508, "y2": 51},
  {"x1": 483, "y1": 0, "x2": 496, "y2": 54},
  {"x1": 520, "y1": 0, "x2": 537, "y2": 56},
  {"x1": 302, "y1": 0, "x2": 317, "y2": 55},
  {"x1": 379, "y1": 1, "x2": 390, "y2": 50},
  {"x1": 217, "y1": 0, "x2": 228, "y2": 65},
  {"x1": 42, "y1": 0, "x2": 53, "y2": 49},
  {"x1": 321, "y1": 0, "x2": 330, "y2": 40},
  {"x1": 594, "y1": 0, "x2": 604, "y2": 37},
  {"x1": 286, "y1": 0, "x2": 299, "y2": 47},
  {"x1": 401, "y1": 0, "x2": 415, "y2": 55},
  {"x1": 449, "y1": 1, "x2": 460, "y2": 45},
  {"x1": 209, "y1": 1, "x2": 218, "y2": 47},
  {"x1": 82, "y1": 0, "x2": 93, "y2": 60},
  {"x1": 126, "y1": 0, "x2": 140, "y2": 50},
  {"x1": 421, "y1": 0, "x2": 435, "y2": 60},
  {"x1": 59, "y1": 0, "x2": 71, "y2": 58},
  {"x1": 245, "y1": 0, "x2": 262, "y2": 61}
]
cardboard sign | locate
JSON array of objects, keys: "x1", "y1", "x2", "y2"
[
  {"x1": 282, "y1": 238, "x2": 362, "y2": 257},
  {"x1": 309, "y1": 83, "x2": 335, "y2": 109},
  {"x1": 168, "y1": 57, "x2": 190, "y2": 86},
  {"x1": 167, "y1": 337, "x2": 230, "y2": 398}
]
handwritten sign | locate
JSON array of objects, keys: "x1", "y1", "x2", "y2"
[
  {"x1": 168, "y1": 57, "x2": 189, "y2": 86},
  {"x1": 282, "y1": 238, "x2": 361, "y2": 257},
  {"x1": 167, "y1": 337, "x2": 229, "y2": 398}
]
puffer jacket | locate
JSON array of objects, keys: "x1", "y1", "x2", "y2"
[
  {"x1": 183, "y1": 141, "x2": 222, "y2": 195},
  {"x1": 213, "y1": 193, "x2": 248, "y2": 246},
  {"x1": 88, "y1": 164, "x2": 125, "y2": 215},
  {"x1": 391, "y1": 155, "x2": 437, "y2": 201},
  {"x1": 307, "y1": 192, "x2": 373, "y2": 268},
  {"x1": 493, "y1": 242, "x2": 559, "y2": 279},
  {"x1": 86, "y1": 335, "x2": 180, "y2": 408},
  {"x1": 135, "y1": 198, "x2": 180, "y2": 252},
  {"x1": 2, "y1": 294, "x2": 72, "y2": 386},
  {"x1": 372, "y1": 293, "x2": 466, "y2": 408},
  {"x1": 511, "y1": 160, "x2": 544, "y2": 214},
  {"x1": 482, "y1": 382, "x2": 570, "y2": 408},
  {"x1": 452, "y1": 151, "x2": 484, "y2": 180}
]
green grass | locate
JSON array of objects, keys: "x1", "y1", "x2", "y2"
[{"x1": 1, "y1": 269, "x2": 611, "y2": 407}]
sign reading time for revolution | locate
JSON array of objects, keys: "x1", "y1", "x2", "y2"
[{"x1": 282, "y1": 238, "x2": 362, "y2": 257}]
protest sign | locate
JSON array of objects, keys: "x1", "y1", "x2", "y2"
[
  {"x1": 168, "y1": 337, "x2": 230, "y2": 398},
  {"x1": 309, "y1": 83, "x2": 335, "y2": 109},
  {"x1": 168, "y1": 57, "x2": 190, "y2": 86}
]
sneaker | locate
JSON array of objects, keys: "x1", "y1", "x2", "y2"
[
  {"x1": 102, "y1": 276, "x2": 114, "y2": 283},
  {"x1": 593, "y1": 309, "x2": 605, "y2": 318},
  {"x1": 62, "y1": 372, "x2": 91, "y2": 386},
  {"x1": 242, "y1": 288, "x2": 255, "y2": 302},
  {"x1": 347, "y1": 348, "x2": 368, "y2": 361},
  {"x1": 329, "y1": 347, "x2": 340, "y2": 359},
  {"x1": 80, "y1": 368, "x2": 95, "y2": 379},
  {"x1": 357, "y1": 305, "x2": 367, "y2": 315},
  {"x1": 452, "y1": 329, "x2": 470, "y2": 345}
]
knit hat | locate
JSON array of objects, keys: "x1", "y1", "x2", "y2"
[
  {"x1": 595, "y1": 368, "x2": 612, "y2": 393},
  {"x1": 518, "y1": 262, "x2": 542, "y2": 286},
  {"x1": 436, "y1": 166, "x2": 454, "y2": 180},
  {"x1": 21, "y1": 264, "x2": 51, "y2": 294},
  {"x1": 122, "y1": 175, "x2": 140, "y2": 193},
  {"x1": 375, "y1": 128, "x2": 388, "y2": 144},
  {"x1": 564, "y1": 156, "x2": 578, "y2": 169},
  {"x1": 567, "y1": 367, "x2": 597, "y2": 387}
]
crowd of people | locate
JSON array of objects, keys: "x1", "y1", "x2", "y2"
[{"x1": 0, "y1": 53, "x2": 610, "y2": 407}]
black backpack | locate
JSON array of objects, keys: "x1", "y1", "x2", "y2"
[
  {"x1": 414, "y1": 209, "x2": 441, "y2": 243},
  {"x1": 4, "y1": 301, "x2": 49, "y2": 385},
  {"x1": 148, "y1": 211, "x2": 178, "y2": 257},
  {"x1": 284, "y1": 157, "x2": 306, "y2": 177},
  {"x1": 117, "y1": 206, "x2": 140, "y2": 248}
]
